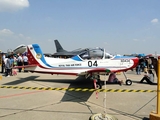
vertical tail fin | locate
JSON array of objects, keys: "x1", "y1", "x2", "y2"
[
  {"x1": 27, "y1": 44, "x2": 44, "y2": 65},
  {"x1": 27, "y1": 44, "x2": 52, "y2": 68},
  {"x1": 54, "y1": 39, "x2": 67, "y2": 52}
]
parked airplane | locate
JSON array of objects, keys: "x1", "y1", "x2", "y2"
[
  {"x1": 14, "y1": 44, "x2": 139, "y2": 89},
  {"x1": 53, "y1": 39, "x2": 89, "y2": 58}
]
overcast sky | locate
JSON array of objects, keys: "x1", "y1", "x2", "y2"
[{"x1": 0, "y1": 0, "x2": 160, "y2": 55}]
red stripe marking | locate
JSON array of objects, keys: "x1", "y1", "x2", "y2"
[{"x1": 0, "y1": 90, "x2": 45, "y2": 99}]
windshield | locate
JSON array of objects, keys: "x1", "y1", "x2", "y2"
[{"x1": 105, "y1": 53, "x2": 114, "y2": 59}]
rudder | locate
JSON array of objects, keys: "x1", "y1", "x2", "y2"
[
  {"x1": 27, "y1": 44, "x2": 44, "y2": 66},
  {"x1": 54, "y1": 39, "x2": 67, "y2": 52}
]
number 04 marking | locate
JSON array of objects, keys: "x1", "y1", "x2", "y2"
[{"x1": 88, "y1": 61, "x2": 98, "y2": 67}]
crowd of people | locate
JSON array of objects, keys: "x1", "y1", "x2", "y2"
[
  {"x1": 135, "y1": 57, "x2": 154, "y2": 75},
  {"x1": 135, "y1": 56, "x2": 155, "y2": 85},
  {"x1": 1, "y1": 52, "x2": 28, "y2": 77}
]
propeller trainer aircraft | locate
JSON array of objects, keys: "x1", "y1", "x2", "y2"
[{"x1": 15, "y1": 44, "x2": 139, "y2": 89}]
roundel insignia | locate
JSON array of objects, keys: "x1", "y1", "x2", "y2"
[{"x1": 36, "y1": 53, "x2": 42, "y2": 59}]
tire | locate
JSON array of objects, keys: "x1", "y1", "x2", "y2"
[
  {"x1": 96, "y1": 82, "x2": 102, "y2": 89},
  {"x1": 93, "y1": 81, "x2": 102, "y2": 89},
  {"x1": 126, "y1": 79, "x2": 132, "y2": 86}
]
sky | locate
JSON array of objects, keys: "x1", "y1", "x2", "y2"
[{"x1": 0, "y1": 0, "x2": 160, "y2": 55}]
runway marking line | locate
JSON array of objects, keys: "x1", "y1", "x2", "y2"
[
  {"x1": 0, "y1": 86, "x2": 157, "y2": 92},
  {"x1": 0, "y1": 90, "x2": 45, "y2": 99}
]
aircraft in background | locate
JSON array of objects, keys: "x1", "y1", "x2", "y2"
[
  {"x1": 13, "y1": 44, "x2": 27, "y2": 54},
  {"x1": 14, "y1": 44, "x2": 139, "y2": 89},
  {"x1": 53, "y1": 39, "x2": 89, "y2": 58}
]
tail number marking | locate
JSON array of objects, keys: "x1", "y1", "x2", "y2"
[
  {"x1": 88, "y1": 61, "x2": 98, "y2": 67},
  {"x1": 121, "y1": 59, "x2": 130, "y2": 62}
]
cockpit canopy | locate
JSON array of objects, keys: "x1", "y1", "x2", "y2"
[{"x1": 79, "y1": 47, "x2": 113, "y2": 60}]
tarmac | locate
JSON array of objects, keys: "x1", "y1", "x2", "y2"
[{"x1": 0, "y1": 70, "x2": 158, "y2": 120}]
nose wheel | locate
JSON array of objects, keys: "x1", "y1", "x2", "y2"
[
  {"x1": 122, "y1": 72, "x2": 133, "y2": 86},
  {"x1": 125, "y1": 79, "x2": 132, "y2": 86}
]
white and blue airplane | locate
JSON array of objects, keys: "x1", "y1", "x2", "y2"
[{"x1": 15, "y1": 44, "x2": 139, "y2": 89}]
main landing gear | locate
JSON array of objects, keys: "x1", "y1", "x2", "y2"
[
  {"x1": 90, "y1": 76, "x2": 133, "y2": 89},
  {"x1": 89, "y1": 72, "x2": 132, "y2": 89},
  {"x1": 90, "y1": 75, "x2": 102, "y2": 89}
]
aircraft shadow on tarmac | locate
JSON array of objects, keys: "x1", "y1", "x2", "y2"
[
  {"x1": 132, "y1": 80, "x2": 157, "y2": 85},
  {"x1": 2, "y1": 75, "x2": 101, "y2": 102},
  {"x1": 32, "y1": 76, "x2": 107, "y2": 102},
  {"x1": 3, "y1": 76, "x2": 39, "y2": 85},
  {"x1": 2, "y1": 75, "x2": 119, "y2": 102},
  {"x1": 34, "y1": 76, "x2": 99, "y2": 102}
]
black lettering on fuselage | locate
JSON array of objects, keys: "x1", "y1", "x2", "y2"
[
  {"x1": 88, "y1": 61, "x2": 98, "y2": 67},
  {"x1": 121, "y1": 59, "x2": 130, "y2": 62},
  {"x1": 59, "y1": 65, "x2": 65, "y2": 67},
  {"x1": 59, "y1": 64, "x2": 82, "y2": 67}
]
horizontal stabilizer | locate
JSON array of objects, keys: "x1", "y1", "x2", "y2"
[{"x1": 13, "y1": 64, "x2": 37, "y2": 69}]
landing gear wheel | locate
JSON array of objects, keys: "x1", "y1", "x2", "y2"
[
  {"x1": 96, "y1": 82, "x2": 102, "y2": 89},
  {"x1": 93, "y1": 80, "x2": 102, "y2": 89},
  {"x1": 96, "y1": 79, "x2": 102, "y2": 89},
  {"x1": 126, "y1": 79, "x2": 132, "y2": 86}
]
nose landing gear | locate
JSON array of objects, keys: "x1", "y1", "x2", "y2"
[
  {"x1": 125, "y1": 79, "x2": 132, "y2": 86},
  {"x1": 123, "y1": 72, "x2": 132, "y2": 86}
]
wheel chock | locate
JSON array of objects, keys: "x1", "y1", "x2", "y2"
[{"x1": 89, "y1": 113, "x2": 118, "y2": 120}]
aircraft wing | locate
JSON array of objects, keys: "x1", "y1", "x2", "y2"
[
  {"x1": 87, "y1": 68, "x2": 111, "y2": 73},
  {"x1": 85, "y1": 68, "x2": 130, "y2": 75}
]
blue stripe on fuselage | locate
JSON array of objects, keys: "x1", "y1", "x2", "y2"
[
  {"x1": 114, "y1": 55, "x2": 135, "y2": 59},
  {"x1": 32, "y1": 44, "x2": 53, "y2": 67},
  {"x1": 71, "y1": 55, "x2": 82, "y2": 61}
]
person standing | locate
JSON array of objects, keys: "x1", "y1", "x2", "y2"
[
  {"x1": 147, "y1": 57, "x2": 153, "y2": 69},
  {"x1": 23, "y1": 54, "x2": 28, "y2": 72},
  {"x1": 5, "y1": 56, "x2": 12, "y2": 77},
  {"x1": 10, "y1": 55, "x2": 14, "y2": 76},
  {"x1": 17, "y1": 53, "x2": 23, "y2": 72},
  {"x1": 1, "y1": 53, "x2": 5, "y2": 73},
  {"x1": 136, "y1": 64, "x2": 141, "y2": 75}
]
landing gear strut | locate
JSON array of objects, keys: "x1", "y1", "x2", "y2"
[
  {"x1": 92, "y1": 75, "x2": 102, "y2": 89},
  {"x1": 94, "y1": 79, "x2": 102, "y2": 89},
  {"x1": 123, "y1": 72, "x2": 132, "y2": 86}
]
